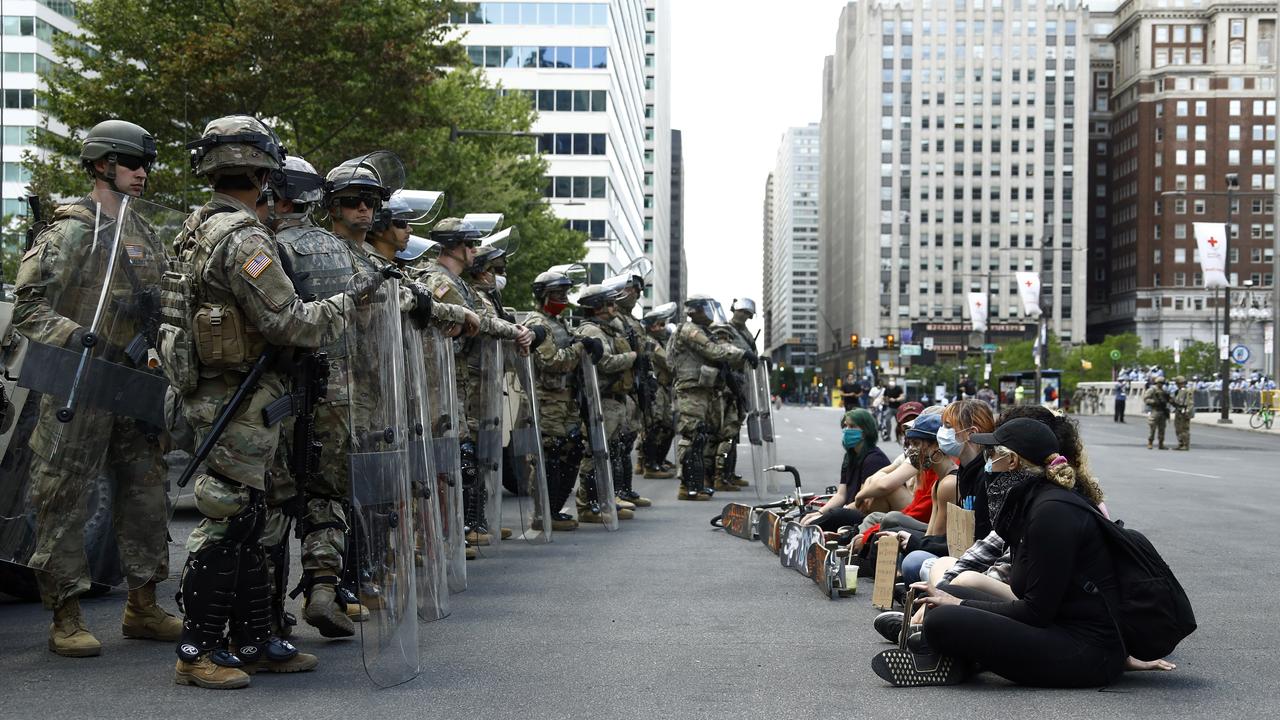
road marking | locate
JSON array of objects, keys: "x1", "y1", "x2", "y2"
[
  {"x1": 795, "y1": 427, "x2": 804, "y2": 433},
  {"x1": 815, "y1": 436, "x2": 824, "y2": 441},
  {"x1": 1155, "y1": 467, "x2": 1221, "y2": 479},
  {"x1": 784, "y1": 417, "x2": 792, "y2": 423}
]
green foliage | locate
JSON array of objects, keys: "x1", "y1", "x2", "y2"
[{"x1": 20, "y1": 0, "x2": 584, "y2": 309}]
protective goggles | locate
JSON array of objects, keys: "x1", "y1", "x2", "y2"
[
  {"x1": 336, "y1": 194, "x2": 382, "y2": 210},
  {"x1": 113, "y1": 154, "x2": 153, "y2": 172}
]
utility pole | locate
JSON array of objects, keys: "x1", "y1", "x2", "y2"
[
  {"x1": 1220, "y1": 175, "x2": 1239, "y2": 423},
  {"x1": 1273, "y1": 26, "x2": 1280, "y2": 383}
]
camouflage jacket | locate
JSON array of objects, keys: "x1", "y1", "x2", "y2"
[
  {"x1": 669, "y1": 321, "x2": 745, "y2": 391},
  {"x1": 575, "y1": 315, "x2": 636, "y2": 397},
  {"x1": 523, "y1": 309, "x2": 582, "y2": 436}
]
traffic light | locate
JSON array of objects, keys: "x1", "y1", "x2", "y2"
[
  {"x1": 885, "y1": 334, "x2": 896, "y2": 349},
  {"x1": 849, "y1": 333, "x2": 859, "y2": 348}
]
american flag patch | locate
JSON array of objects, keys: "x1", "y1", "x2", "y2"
[
  {"x1": 243, "y1": 251, "x2": 273, "y2": 279},
  {"x1": 124, "y1": 244, "x2": 145, "y2": 263}
]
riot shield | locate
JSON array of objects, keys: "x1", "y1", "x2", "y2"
[
  {"x1": 506, "y1": 348, "x2": 551, "y2": 543},
  {"x1": 754, "y1": 361, "x2": 782, "y2": 494},
  {"x1": 744, "y1": 367, "x2": 768, "y2": 501},
  {"x1": 425, "y1": 327, "x2": 466, "y2": 593},
  {"x1": 345, "y1": 273, "x2": 419, "y2": 687},
  {"x1": 475, "y1": 339, "x2": 505, "y2": 554},
  {"x1": 579, "y1": 349, "x2": 618, "y2": 530},
  {"x1": 402, "y1": 320, "x2": 448, "y2": 622},
  {"x1": 1, "y1": 192, "x2": 185, "y2": 590}
]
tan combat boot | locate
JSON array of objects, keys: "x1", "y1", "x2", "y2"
[
  {"x1": 48, "y1": 598, "x2": 102, "y2": 657},
  {"x1": 713, "y1": 474, "x2": 741, "y2": 493},
  {"x1": 122, "y1": 581, "x2": 183, "y2": 641},
  {"x1": 465, "y1": 544, "x2": 478, "y2": 560},
  {"x1": 174, "y1": 655, "x2": 251, "y2": 689},
  {"x1": 243, "y1": 652, "x2": 319, "y2": 675},
  {"x1": 465, "y1": 528, "x2": 493, "y2": 546},
  {"x1": 730, "y1": 475, "x2": 750, "y2": 487},
  {"x1": 302, "y1": 579, "x2": 355, "y2": 638},
  {"x1": 676, "y1": 485, "x2": 712, "y2": 502},
  {"x1": 335, "y1": 586, "x2": 371, "y2": 622},
  {"x1": 500, "y1": 527, "x2": 513, "y2": 540},
  {"x1": 643, "y1": 465, "x2": 675, "y2": 479}
]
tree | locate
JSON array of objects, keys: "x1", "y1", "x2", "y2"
[{"x1": 22, "y1": 0, "x2": 584, "y2": 308}]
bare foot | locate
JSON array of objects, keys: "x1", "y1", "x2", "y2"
[{"x1": 1125, "y1": 656, "x2": 1176, "y2": 672}]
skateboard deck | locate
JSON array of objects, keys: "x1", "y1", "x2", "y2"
[
  {"x1": 761, "y1": 509, "x2": 786, "y2": 554},
  {"x1": 807, "y1": 538, "x2": 857, "y2": 600},
  {"x1": 778, "y1": 521, "x2": 822, "y2": 575},
  {"x1": 717, "y1": 503, "x2": 756, "y2": 540}
]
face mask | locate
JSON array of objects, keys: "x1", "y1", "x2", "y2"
[
  {"x1": 842, "y1": 428, "x2": 863, "y2": 450},
  {"x1": 544, "y1": 300, "x2": 568, "y2": 316},
  {"x1": 905, "y1": 447, "x2": 922, "y2": 469},
  {"x1": 987, "y1": 469, "x2": 1034, "y2": 522},
  {"x1": 983, "y1": 457, "x2": 995, "y2": 473},
  {"x1": 937, "y1": 427, "x2": 965, "y2": 457},
  {"x1": 494, "y1": 275, "x2": 507, "y2": 292}
]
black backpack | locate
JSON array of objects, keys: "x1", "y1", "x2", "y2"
[{"x1": 1045, "y1": 491, "x2": 1197, "y2": 661}]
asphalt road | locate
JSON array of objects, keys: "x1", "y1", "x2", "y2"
[{"x1": 0, "y1": 405, "x2": 1271, "y2": 718}]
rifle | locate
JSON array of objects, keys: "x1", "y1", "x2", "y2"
[
  {"x1": 720, "y1": 362, "x2": 749, "y2": 415},
  {"x1": 176, "y1": 346, "x2": 280, "y2": 488},
  {"x1": 262, "y1": 349, "x2": 329, "y2": 483},
  {"x1": 24, "y1": 195, "x2": 46, "y2": 252},
  {"x1": 626, "y1": 326, "x2": 657, "y2": 420}
]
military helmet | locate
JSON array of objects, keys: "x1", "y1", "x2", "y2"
[
  {"x1": 731, "y1": 297, "x2": 758, "y2": 315},
  {"x1": 278, "y1": 156, "x2": 326, "y2": 205},
  {"x1": 429, "y1": 217, "x2": 486, "y2": 246},
  {"x1": 371, "y1": 192, "x2": 415, "y2": 233},
  {"x1": 1174, "y1": 375, "x2": 1187, "y2": 384},
  {"x1": 533, "y1": 263, "x2": 587, "y2": 300},
  {"x1": 186, "y1": 115, "x2": 285, "y2": 178},
  {"x1": 576, "y1": 284, "x2": 617, "y2": 311},
  {"x1": 643, "y1": 301, "x2": 678, "y2": 325},
  {"x1": 325, "y1": 151, "x2": 404, "y2": 206},
  {"x1": 80, "y1": 119, "x2": 157, "y2": 165},
  {"x1": 1154, "y1": 377, "x2": 1167, "y2": 384}
]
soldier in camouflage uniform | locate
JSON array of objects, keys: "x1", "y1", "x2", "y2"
[
  {"x1": 13, "y1": 120, "x2": 181, "y2": 657},
  {"x1": 171, "y1": 116, "x2": 374, "y2": 688},
  {"x1": 640, "y1": 303, "x2": 678, "y2": 478},
  {"x1": 1143, "y1": 377, "x2": 1172, "y2": 450},
  {"x1": 609, "y1": 272, "x2": 654, "y2": 507},
  {"x1": 711, "y1": 298, "x2": 759, "y2": 490},
  {"x1": 418, "y1": 219, "x2": 532, "y2": 551},
  {"x1": 668, "y1": 295, "x2": 754, "y2": 501},
  {"x1": 524, "y1": 267, "x2": 602, "y2": 531},
  {"x1": 573, "y1": 285, "x2": 638, "y2": 522},
  {"x1": 1172, "y1": 375, "x2": 1195, "y2": 450}
]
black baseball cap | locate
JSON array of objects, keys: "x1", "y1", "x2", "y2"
[{"x1": 970, "y1": 417, "x2": 1059, "y2": 464}]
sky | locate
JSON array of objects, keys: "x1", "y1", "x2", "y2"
[{"x1": 669, "y1": 0, "x2": 851, "y2": 336}]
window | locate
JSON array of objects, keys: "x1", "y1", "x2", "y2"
[
  {"x1": 2, "y1": 125, "x2": 33, "y2": 145},
  {"x1": 1175, "y1": 101, "x2": 1188, "y2": 117},
  {"x1": 2, "y1": 162, "x2": 30, "y2": 183},
  {"x1": 452, "y1": 3, "x2": 608, "y2": 27},
  {"x1": 1175, "y1": 248, "x2": 1186, "y2": 263},
  {"x1": 543, "y1": 175, "x2": 608, "y2": 199},
  {"x1": 2, "y1": 88, "x2": 36, "y2": 109}
]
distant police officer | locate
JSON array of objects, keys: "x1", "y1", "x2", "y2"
[
  {"x1": 172, "y1": 116, "x2": 362, "y2": 688},
  {"x1": 1143, "y1": 377, "x2": 1172, "y2": 450},
  {"x1": 668, "y1": 295, "x2": 752, "y2": 500},
  {"x1": 14, "y1": 119, "x2": 180, "y2": 657},
  {"x1": 1172, "y1": 376, "x2": 1195, "y2": 450}
]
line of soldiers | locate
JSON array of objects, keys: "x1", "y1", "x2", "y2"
[{"x1": 3, "y1": 114, "x2": 765, "y2": 689}]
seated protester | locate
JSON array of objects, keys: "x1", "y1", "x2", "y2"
[
  {"x1": 849, "y1": 410, "x2": 951, "y2": 555},
  {"x1": 876, "y1": 413, "x2": 960, "y2": 575},
  {"x1": 933, "y1": 405, "x2": 1106, "y2": 590},
  {"x1": 898, "y1": 399, "x2": 995, "y2": 583},
  {"x1": 800, "y1": 409, "x2": 890, "y2": 532},
  {"x1": 849, "y1": 402, "x2": 926, "y2": 514},
  {"x1": 881, "y1": 418, "x2": 1126, "y2": 688}
]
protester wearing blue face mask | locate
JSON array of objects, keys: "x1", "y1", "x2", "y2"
[{"x1": 800, "y1": 409, "x2": 890, "y2": 532}]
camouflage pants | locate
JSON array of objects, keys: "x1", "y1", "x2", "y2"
[
  {"x1": 298, "y1": 403, "x2": 351, "y2": 573},
  {"x1": 1147, "y1": 413, "x2": 1168, "y2": 446},
  {"x1": 674, "y1": 387, "x2": 718, "y2": 487},
  {"x1": 26, "y1": 401, "x2": 169, "y2": 608},
  {"x1": 715, "y1": 398, "x2": 743, "y2": 475},
  {"x1": 183, "y1": 370, "x2": 287, "y2": 490},
  {"x1": 1174, "y1": 414, "x2": 1191, "y2": 448},
  {"x1": 184, "y1": 472, "x2": 259, "y2": 554},
  {"x1": 576, "y1": 396, "x2": 631, "y2": 509}
]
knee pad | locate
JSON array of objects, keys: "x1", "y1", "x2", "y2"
[
  {"x1": 460, "y1": 440, "x2": 480, "y2": 489},
  {"x1": 193, "y1": 471, "x2": 254, "y2": 522}
]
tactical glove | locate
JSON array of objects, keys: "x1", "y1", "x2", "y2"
[
  {"x1": 408, "y1": 283, "x2": 434, "y2": 329},
  {"x1": 744, "y1": 349, "x2": 760, "y2": 369},
  {"x1": 529, "y1": 325, "x2": 548, "y2": 350},
  {"x1": 346, "y1": 271, "x2": 387, "y2": 307},
  {"x1": 580, "y1": 336, "x2": 605, "y2": 364}
]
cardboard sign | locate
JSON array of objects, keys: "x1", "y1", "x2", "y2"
[
  {"x1": 946, "y1": 503, "x2": 977, "y2": 559},
  {"x1": 872, "y1": 534, "x2": 899, "y2": 610}
]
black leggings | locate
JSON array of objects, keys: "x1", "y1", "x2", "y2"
[
  {"x1": 812, "y1": 507, "x2": 865, "y2": 532},
  {"x1": 922, "y1": 597, "x2": 1125, "y2": 688}
]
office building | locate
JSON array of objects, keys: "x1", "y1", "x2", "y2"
[
  {"x1": 669, "y1": 127, "x2": 685, "y2": 304},
  {"x1": 765, "y1": 125, "x2": 821, "y2": 370}
]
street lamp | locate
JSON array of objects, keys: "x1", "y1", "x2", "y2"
[{"x1": 1219, "y1": 173, "x2": 1239, "y2": 423}]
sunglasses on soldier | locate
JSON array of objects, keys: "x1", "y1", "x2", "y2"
[
  {"x1": 391, "y1": 218, "x2": 409, "y2": 229},
  {"x1": 337, "y1": 194, "x2": 381, "y2": 210},
  {"x1": 114, "y1": 154, "x2": 152, "y2": 172}
]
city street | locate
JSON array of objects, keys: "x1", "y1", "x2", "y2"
[{"x1": 0, "y1": 405, "x2": 1271, "y2": 718}]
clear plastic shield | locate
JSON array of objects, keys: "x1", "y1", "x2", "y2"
[
  {"x1": 402, "y1": 320, "x2": 448, "y2": 622},
  {"x1": 506, "y1": 349, "x2": 551, "y2": 543},
  {"x1": 579, "y1": 349, "x2": 618, "y2": 530},
  {"x1": 345, "y1": 274, "x2": 419, "y2": 687},
  {"x1": 2, "y1": 192, "x2": 185, "y2": 590},
  {"x1": 425, "y1": 327, "x2": 466, "y2": 593},
  {"x1": 476, "y1": 339, "x2": 505, "y2": 554},
  {"x1": 744, "y1": 368, "x2": 768, "y2": 501},
  {"x1": 754, "y1": 362, "x2": 782, "y2": 494}
]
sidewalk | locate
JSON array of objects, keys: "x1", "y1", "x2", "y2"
[{"x1": 1189, "y1": 410, "x2": 1280, "y2": 435}]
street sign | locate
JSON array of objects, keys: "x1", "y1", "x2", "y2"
[
  {"x1": 900, "y1": 344, "x2": 922, "y2": 357},
  {"x1": 981, "y1": 343, "x2": 998, "y2": 353},
  {"x1": 1231, "y1": 344, "x2": 1251, "y2": 365},
  {"x1": 923, "y1": 337, "x2": 935, "y2": 350},
  {"x1": 1109, "y1": 349, "x2": 1122, "y2": 361},
  {"x1": 1219, "y1": 334, "x2": 1231, "y2": 360}
]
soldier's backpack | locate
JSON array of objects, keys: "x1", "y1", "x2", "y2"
[{"x1": 1044, "y1": 491, "x2": 1197, "y2": 661}]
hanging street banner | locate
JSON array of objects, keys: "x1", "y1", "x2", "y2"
[
  {"x1": 967, "y1": 292, "x2": 988, "y2": 334},
  {"x1": 1193, "y1": 222, "x2": 1229, "y2": 289},
  {"x1": 1015, "y1": 272, "x2": 1042, "y2": 317}
]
